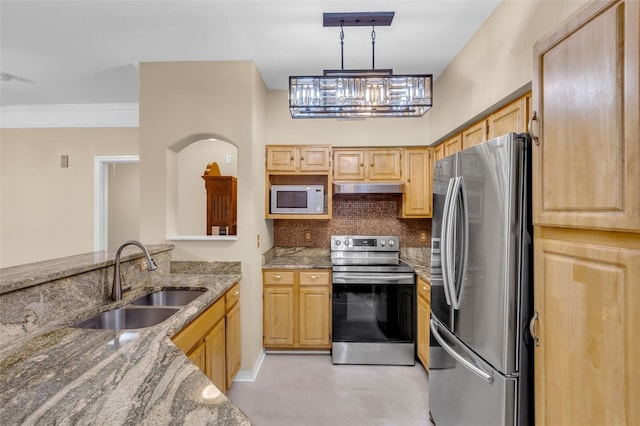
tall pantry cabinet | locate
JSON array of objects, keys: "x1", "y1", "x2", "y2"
[{"x1": 531, "y1": 1, "x2": 639, "y2": 425}]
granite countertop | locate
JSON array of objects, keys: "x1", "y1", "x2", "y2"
[
  {"x1": 0, "y1": 273, "x2": 251, "y2": 425},
  {"x1": 261, "y1": 247, "x2": 430, "y2": 280},
  {"x1": 262, "y1": 247, "x2": 332, "y2": 270}
]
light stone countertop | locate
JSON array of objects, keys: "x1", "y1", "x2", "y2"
[{"x1": 0, "y1": 272, "x2": 251, "y2": 425}]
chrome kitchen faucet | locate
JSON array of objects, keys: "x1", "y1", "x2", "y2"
[{"x1": 111, "y1": 240, "x2": 157, "y2": 301}]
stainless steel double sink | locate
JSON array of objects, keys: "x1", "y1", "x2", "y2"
[{"x1": 72, "y1": 289, "x2": 204, "y2": 330}]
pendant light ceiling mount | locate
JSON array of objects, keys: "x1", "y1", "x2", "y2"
[{"x1": 289, "y1": 11, "x2": 432, "y2": 119}]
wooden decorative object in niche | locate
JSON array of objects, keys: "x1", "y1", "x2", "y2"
[{"x1": 202, "y1": 164, "x2": 237, "y2": 235}]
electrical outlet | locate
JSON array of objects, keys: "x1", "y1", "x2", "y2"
[
  {"x1": 304, "y1": 230, "x2": 313, "y2": 242},
  {"x1": 225, "y1": 153, "x2": 232, "y2": 164},
  {"x1": 139, "y1": 258, "x2": 148, "y2": 271},
  {"x1": 60, "y1": 155, "x2": 69, "y2": 168},
  {"x1": 419, "y1": 230, "x2": 429, "y2": 243}
]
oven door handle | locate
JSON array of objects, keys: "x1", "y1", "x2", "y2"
[{"x1": 332, "y1": 273, "x2": 416, "y2": 284}]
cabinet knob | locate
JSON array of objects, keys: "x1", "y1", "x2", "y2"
[
  {"x1": 301, "y1": 156, "x2": 305, "y2": 161},
  {"x1": 408, "y1": 178, "x2": 411, "y2": 183},
  {"x1": 233, "y1": 290, "x2": 240, "y2": 296},
  {"x1": 290, "y1": 156, "x2": 294, "y2": 161},
  {"x1": 423, "y1": 285, "x2": 428, "y2": 291}
]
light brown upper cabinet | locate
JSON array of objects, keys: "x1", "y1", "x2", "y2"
[
  {"x1": 399, "y1": 147, "x2": 432, "y2": 218},
  {"x1": 532, "y1": 0, "x2": 639, "y2": 232},
  {"x1": 333, "y1": 148, "x2": 402, "y2": 181},
  {"x1": 462, "y1": 120, "x2": 487, "y2": 150},
  {"x1": 265, "y1": 145, "x2": 332, "y2": 219},
  {"x1": 266, "y1": 145, "x2": 331, "y2": 173},
  {"x1": 433, "y1": 144, "x2": 444, "y2": 163},
  {"x1": 487, "y1": 96, "x2": 529, "y2": 139},
  {"x1": 443, "y1": 134, "x2": 462, "y2": 158}
]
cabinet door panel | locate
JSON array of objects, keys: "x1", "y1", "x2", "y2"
[
  {"x1": 488, "y1": 97, "x2": 527, "y2": 139},
  {"x1": 462, "y1": 120, "x2": 487, "y2": 149},
  {"x1": 266, "y1": 146, "x2": 297, "y2": 172},
  {"x1": 299, "y1": 287, "x2": 330, "y2": 346},
  {"x1": 334, "y1": 150, "x2": 365, "y2": 180},
  {"x1": 443, "y1": 134, "x2": 462, "y2": 157},
  {"x1": 534, "y1": 235, "x2": 639, "y2": 426},
  {"x1": 533, "y1": 0, "x2": 640, "y2": 231},
  {"x1": 368, "y1": 149, "x2": 402, "y2": 180},
  {"x1": 225, "y1": 302, "x2": 241, "y2": 390},
  {"x1": 205, "y1": 319, "x2": 226, "y2": 394},
  {"x1": 402, "y1": 148, "x2": 432, "y2": 217},
  {"x1": 263, "y1": 286, "x2": 295, "y2": 345},
  {"x1": 187, "y1": 341, "x2": 206, "y2": 373},
  {"x1": 300, "y1": 146, "x2": 331, "y2": 172},
  {"x1": 417, "y1": 294, "x2": 430, "y2": 369}
]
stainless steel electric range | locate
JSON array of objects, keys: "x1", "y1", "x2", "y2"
[{"x1": 331, "y1": 235, "x2": 416, "y2": 365}]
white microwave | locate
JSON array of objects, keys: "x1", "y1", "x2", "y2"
[{"x1": 270, "y1": 184, "x2": 324, "y2": 214}]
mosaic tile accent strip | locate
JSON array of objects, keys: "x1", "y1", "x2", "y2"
[{"x1": 274, "y1": 195, "x2": 431, "y2": 248}]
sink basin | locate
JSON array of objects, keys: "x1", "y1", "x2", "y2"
[
  {"x1": 130, "y1": 289, "x2": 204, "y2": 306},
  {"x1": 72, "y1": 306, "x2": 179, "y2": 329}
]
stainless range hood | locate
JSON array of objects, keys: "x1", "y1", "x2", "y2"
[{"x1": 333, "y1": 182, "x2": 404, "y2": 194}]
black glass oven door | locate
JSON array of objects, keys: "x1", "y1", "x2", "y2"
[{"x1": 332, "y1": 283, "x2": 415, "y2": 343}]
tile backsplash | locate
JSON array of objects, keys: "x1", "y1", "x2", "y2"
[{"x1": 274, "y1": 195, "x2": 431, "y2": 248}]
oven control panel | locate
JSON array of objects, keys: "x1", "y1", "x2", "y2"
[{"x1": 331, "y1": 235, "x2": 399, "y2": 252}]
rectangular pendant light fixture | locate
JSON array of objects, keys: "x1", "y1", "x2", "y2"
[{"x1": 289, "y1": 12, "x2": 433, "y2": 119}]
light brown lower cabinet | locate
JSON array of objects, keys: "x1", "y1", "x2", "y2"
[
  {"x1": 225, "y1": 283, "x2": 241, "y2": 391},
  {"x1": 533, "y1": 229, "x2": 639, "y2": 425},
  {"x1": 172, "y1": 283, "x2": 241, "y2": 394},
  {"x1": 416, "y1": 276, "x2": 431, "y2": 370},
  {"x1": 263, "y1": 269, "x2": 331, "y2": 349}
]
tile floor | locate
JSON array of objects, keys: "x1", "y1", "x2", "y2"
[{"x1": 226, "y1": 354, "x2": 429, "y2": 426}]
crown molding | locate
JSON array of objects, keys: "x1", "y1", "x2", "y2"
[{"x1": 0, "y1": 103, "x2": 139, "y2": 128}]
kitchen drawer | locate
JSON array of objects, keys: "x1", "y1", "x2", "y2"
[
  {"x1": 418, "y1": 277, "x2": 431, "y2": 303},
  {"x1": 172, "y1": 296, "x2": 225, "y2": 353},
  {"x1": 299, "y1": 271, "x2": 330, "y2": 286},
  {"x1": 225, "y1": 282, "x2": 240, "y2": 310},
  {"x1": 264, "y1": 271, "x2": 295, "y2": 285}
]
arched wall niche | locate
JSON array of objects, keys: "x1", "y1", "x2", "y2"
[{"x1": 166, "y1": 133, "x2": 239, "y2": 239}]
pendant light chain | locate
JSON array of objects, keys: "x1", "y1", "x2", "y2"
[
  {"x1": 340, "y1": 21, "x2": 345, "y2": 70},
  {"x1": 371, "y1": 20, "x2": 376, "y2": 70}
]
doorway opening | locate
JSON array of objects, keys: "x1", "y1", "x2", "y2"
[{"x1": 94, "y1": 155, "x2": 140, "y2": 251}]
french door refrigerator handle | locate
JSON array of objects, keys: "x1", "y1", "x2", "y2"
[
  {"x1": 430, "y1": 318, "x2": 494, "y2": 384},
  {"x1": 440, "y1": 177, "x2": 457, "y2": 307},
  {"x1": 452, "y1": 177, "x2": 469, "y2": 310}
]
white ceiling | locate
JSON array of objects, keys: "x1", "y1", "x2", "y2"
[{"x1": 0, "y1": 0, "x2": 500, "y2": 106}]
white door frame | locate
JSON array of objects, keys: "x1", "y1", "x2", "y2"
[{"x1": 94, "y1": 155, "x2": 140, "y2": 251}]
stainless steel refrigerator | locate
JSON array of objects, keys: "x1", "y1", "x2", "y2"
[{"x1": 429, "y1": 133, "x2": 534, "y2": 426}]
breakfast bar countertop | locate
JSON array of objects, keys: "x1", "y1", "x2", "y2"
[{"x1": 0, "y1": 272, "x2": 251, "y2": 426}]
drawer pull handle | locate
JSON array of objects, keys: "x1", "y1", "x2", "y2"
[
  {"x1": 310, "y1": 275, "x2": 318, "y2": 279},
  {"x1": 274, "y1": 275, "x2": 283, "y2": 279}
]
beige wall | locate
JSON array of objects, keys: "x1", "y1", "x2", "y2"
[
  {"x1": 108, "y1": 162, "x2": 140, "y2": 250},
  {"x1": 139, "y1": 61, "x2": 270, "y2": 374},
  {"x1": 0, "y1": 128, "x2": 138, "y2": 267},
  {"x1": 424, "y1": 0, "x2": 589, "y2": 143},
  {"x1": 266, "y1": 0, "x2": 588, "y2": 147}
]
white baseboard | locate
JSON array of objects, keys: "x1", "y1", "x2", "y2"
[{"x1": 233, "y1": 348, "x2": 266, "y2": 383}]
